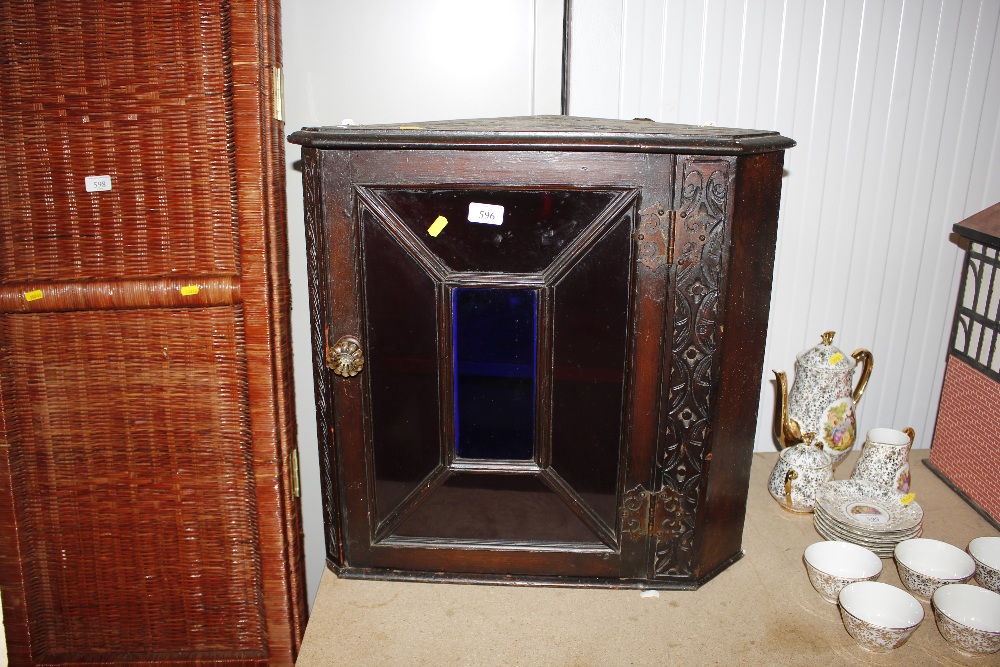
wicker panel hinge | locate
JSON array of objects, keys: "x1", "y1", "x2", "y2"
[
  {"x1": 621, "y1": 484, "x2": 671, "y2": 541},
  {"x1": 271, "y1": 65, "x2": 284, "y2": 122}
]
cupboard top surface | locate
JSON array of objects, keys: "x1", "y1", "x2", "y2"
[{"x1": 288, "y1": 115, "x2": 795, "y2": 155}]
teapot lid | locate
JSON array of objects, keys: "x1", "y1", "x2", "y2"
[
  {"x1": 779, "y1": 438, "x2": 832, "y2": 469},
  {"x1": 796, "y1": 331, "x2": 855, "y2": 371}
]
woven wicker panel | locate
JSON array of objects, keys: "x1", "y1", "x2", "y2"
[
  {"x1": 0, "y1": 307, "x2": 266, "y2": 661},
  {"x1": 0, "y1": 0, "x2": 240, "y2": 283},
  {"x1": 929, "y1": 355, "x2": 1000, "y2": 523}
]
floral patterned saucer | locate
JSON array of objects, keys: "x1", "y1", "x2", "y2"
[
  {"x1": 814, "y1": 479, "x2": 923, "y2": 534},
  {"x1": 814, "y1": 511, "x2": 921, "y2": 557},
  {"x1": 813, "y1": 479, "x2": 924, "y2": 558},
  {"x1": 813, "y1": 521, "x2": 905, "y2": 558},
  {"x1": 814, "y1": 511, "x2": 921, "y2": 542}
]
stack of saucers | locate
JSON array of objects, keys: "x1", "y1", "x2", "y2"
[{"x1": 813, "y1": 479, "x2": 923, "y2": 557}]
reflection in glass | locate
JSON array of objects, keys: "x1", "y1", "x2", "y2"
[
  {"x1": 374, "y1": 188, "x2": 620, "y2": 273},
  {"x1": 363, "y1": 211, "x2": 442, "y2": 521},
  {"x1": 393, "y1": 474, "x2": 601, "y2": 543},
  {"x1": 453, "y1": 288, "x2": 537, "y2": 460},
  {"x1": 550, "y1": 214, "x2": 632, "y2": 529}
]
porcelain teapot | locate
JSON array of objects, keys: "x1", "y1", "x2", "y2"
[{"x1": 774, "y1": 331, "x2": 873, "y2": 469}]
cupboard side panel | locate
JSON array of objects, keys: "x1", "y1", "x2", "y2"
[
  {"x1": 304, "y1": 148, "x2": 348, "y2": 568},
  {"x1": 695, "y1": 151, "x2": 785, "y2": 578}
]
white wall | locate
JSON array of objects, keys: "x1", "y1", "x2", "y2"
[
  {"x1": 281, "y1": 0, "x2": 564, "y2": 605},
  {"x1": 568, "y1": 0, "x2": 1000, "y2": 454}
]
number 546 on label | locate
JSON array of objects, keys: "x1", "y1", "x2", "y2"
[{"x1": 468, "y1": 202, "x2": 504, "y2": 226}]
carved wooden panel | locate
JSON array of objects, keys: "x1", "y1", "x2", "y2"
[{"x1": 656, "y1": 157, "x2": 736, "y2": 577}]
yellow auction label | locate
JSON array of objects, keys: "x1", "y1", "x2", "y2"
[
  {"x1": 24, "y1": 290, "x2": 43, "y2": 302},
  {"x1": 829, "y1": 352, "x2": 844, "y2": 365},
  {"x1": 180, "y1": 285, "x2": 201, "y2": 296},
  {"x1": 900, "y1": 493, "x2": 916, "y2": 505},
  {"x1": 427, "y1": 215, "x2": 449, "y2": 237}
]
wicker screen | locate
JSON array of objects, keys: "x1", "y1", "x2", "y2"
[
  {"x1": 0, "y1": 0, "x2": 240, "y2": 283},
  {"x1": 0, "y1": 307, "x2": 266, "y2": 661}
]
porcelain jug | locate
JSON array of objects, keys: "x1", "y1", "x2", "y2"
[
  {"x1": 774, "y1": 331, "x2": 873, "y2": 469},
  {"x1": 851, "y1": 427, "x2": 915, "y2": 494},
  {"x1": 767, "y1": 433, "x2": 833, "y2": 512}
]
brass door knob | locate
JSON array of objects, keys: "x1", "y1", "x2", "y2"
[{"x1": 327, "y1": 336, "x2": 365, "y2": 377}]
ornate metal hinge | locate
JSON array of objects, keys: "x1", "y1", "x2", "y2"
[
  {"x1": 636, "y1": 203, "x2": 677, "y2": 271},
  {"x1": 622, "y1": 484, "x2": 675, "y2": 541}
]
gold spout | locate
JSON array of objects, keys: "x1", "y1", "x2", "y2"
[{"x1": 773, "y1": 370, "x2": 804, "y2": 449}]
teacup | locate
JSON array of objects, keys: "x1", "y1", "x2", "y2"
[
  {"x1": 932, "y1": 584, "x2": 1000, "y2": 656},
  {"x1": 839, "y1": 581, "x2": 924, "y2": 652},
  {"x1": 803, "y1": 541, "x2": 882, "y2": 603},
  {"x1": 894, "y1": 538, "x2": 976, "y2": 599},
  {"x1": 968, "y1": 536, "x2": 1000, "y2": 594}
]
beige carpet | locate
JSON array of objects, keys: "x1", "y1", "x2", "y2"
[{"x1": 297, "y1": 451, "x2": 999, "y2": 666}]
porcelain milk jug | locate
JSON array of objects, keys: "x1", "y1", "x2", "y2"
[
  {"x1": 851, "y1": 427, "x2": 915, "y2": 494},
  {"x1": 774, "y1": 331, "x2": 873, "y2": 469}
]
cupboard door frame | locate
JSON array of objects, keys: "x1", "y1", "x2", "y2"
[{"x1": 310, "y1": 149, "x2": 678, "y2": 582}]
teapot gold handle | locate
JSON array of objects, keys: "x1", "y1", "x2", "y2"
[
  {"x1": 850, "y1": 348, "x2": 874, "y2": 405},
  {"x1": 784, "y1": 469, "x2": 799, "y2": 507}
]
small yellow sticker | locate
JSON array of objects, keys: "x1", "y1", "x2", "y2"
[
  {"x1": 900, "y1": 493, "x2": 916, "y2": 505},
  {"x1": 180, "y1": 285, "x2": 200, "y2": 296},
  {"x1": 427, "y1": 215, "x2": 449, "y2": 237},
  {"x1": 829, "y1": 352, "x2": 844, "y2": 366},
  {"x1": 24, "y1": 289, "x2": 43, "y2": 302}
]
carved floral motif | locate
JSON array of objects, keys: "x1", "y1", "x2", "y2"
[{"x1": 655, "y1": 158, "x2": 733, "y2": 577}]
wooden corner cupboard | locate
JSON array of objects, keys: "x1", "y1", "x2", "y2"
[
  {"x1": 0, "y1": 1, "x2": 306, "y2": 664},
  {"x1": 290, "y1": 116, "x2": 794, "y2": 589}
]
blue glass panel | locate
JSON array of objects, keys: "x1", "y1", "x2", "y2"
[{"x1": 453, "y1": 288, "x2": 537, "y2": 460}]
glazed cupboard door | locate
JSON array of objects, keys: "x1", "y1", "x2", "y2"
[
  {"x1": 308, "y1": 149, "x2": 676, "y2": 583},
  {"x1": 0, "y1": 1, "x2": 306, "y2": 665}
]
